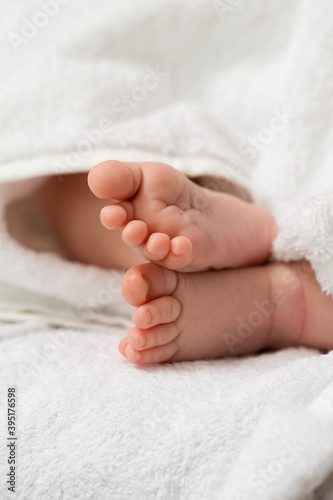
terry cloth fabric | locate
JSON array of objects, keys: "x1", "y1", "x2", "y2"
[{"x1": 0, "y1": 1, "x2": 333, "y2": 499}]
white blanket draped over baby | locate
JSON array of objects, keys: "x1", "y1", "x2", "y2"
[{"x1": 1, "y1": 0, "x2": 333, "y2": 498}]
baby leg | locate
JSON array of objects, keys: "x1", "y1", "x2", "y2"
[
  {"x1": 119, "y1": 260, "x2": 333, "y2": 364},
  {"x1": 35, "y1": 174, "x2": 147, "y2": 270}
]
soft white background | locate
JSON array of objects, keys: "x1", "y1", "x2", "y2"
[{"x1": 1, "y1": 0, "x2": 333, "y2": 498}]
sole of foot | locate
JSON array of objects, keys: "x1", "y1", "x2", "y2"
[{"x1": 88, "y1": 160, "x2": 277, "y2": 272}]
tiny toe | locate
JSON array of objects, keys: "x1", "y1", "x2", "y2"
[
  {"x1": 125, "y1": 343, "x2": 143, "y2": 363},
  {"x1": 161, "y1": 236, "x2": 193, "y2": 269},
  {"x1": 133, "y1": 296, "x2": 181, "y2": 329},
  {"x1": 118, "y1": 337, "x2": 129, "y2": 357},
  {"x1": 122, "y1": 268, "x2": 149, "y2": 306},
  {"x1": 122, "y1": 220, "x2": 148, "y2": 247},
  {"x1": 125, "y1": 338, "x2": 179, "y2": 365},
  {"x1": 128, "y1": 323, "x2": 180, "y2": 350},
  {"x1": 122, "y1": 263, "x2": 178, "y2": 306},
  {"x1": 88, "y1": 160, "x2": 142, "y2": 200},
  {"x1": 144, "y1": 233, "x2": 170, "y2": 261},
  {"x1": 100, "y1": 205, "x2": 128, "y2": 229},
  {"x1": 127, "y1": 326, "x2": 148, "y2": 349}
]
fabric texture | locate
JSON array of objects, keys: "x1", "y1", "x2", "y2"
[{"x1": 1, "y1": 0, "x2": 333, "y2": 498}]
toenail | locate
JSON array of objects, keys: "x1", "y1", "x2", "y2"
[
  {"x1": 123, "y1": 274, "x2": 137, "y2": 285},
  {"x1": 140, "y1": 335, "x2": 146, "y2": 347},
  {"x1": 144, "y1": 309, "x2": 152, "y2": 326},
  {"x1": 136, "y1": 351, "x2": 142, "y2": 362},
  {"x1": 141, "y1": 276, "x2": 149, "y2": 299}
]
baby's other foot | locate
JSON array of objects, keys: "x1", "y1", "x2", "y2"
[
  {"x1": 119, "y1": 261, "x2": 333, "y2": 365},
  {"x1": 88, "y1": 160, "x2": 277, "y2": 271},
  {"x1": 118, "y1": 263, "x2": 275, "y2": 364}
]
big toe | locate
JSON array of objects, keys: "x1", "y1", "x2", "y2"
[
  {"x1": 121, "y1": 263, "x2": 178, "y2": 306},
  {"x1": 88, "y1": 160, "x2": 142, "y2": 200}
]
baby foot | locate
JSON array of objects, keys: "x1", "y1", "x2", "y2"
[
  {"x1": 117, "y1": 263, "x2": 285, "y2": 364},
  {"x1": 88, "y1": 160, "x2": 277, "y2": 271},
  {"x1": 119, "y1": 261, "x2": 333, "y2": 365}
]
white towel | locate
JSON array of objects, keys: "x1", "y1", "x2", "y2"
[
  {"x1": 1, "y1": 332, "x2": 333, "y2": 500},
  {"x1": 1, "y1": 1, "x2": 333, "y2": 498}
]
